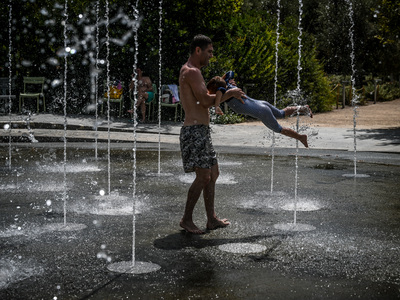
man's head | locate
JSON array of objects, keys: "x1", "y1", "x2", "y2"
[
  {"x1": 190, "y1": 35, "x2": 213, "y2": 54},
  {"x1": 190, "y1": 35, "x2": 213, "y2": 67}
]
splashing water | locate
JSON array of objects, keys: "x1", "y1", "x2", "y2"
[
  {"x1": 0, "y1": 259, "x2": 44, "y2": 289},
  {"x1": 293, "y1": 0, "x2": 304, "y2": 225},
  {"x1": 346, "y1": 0, "x2": 357, "y2": 176},
  {"x1": 107, "y1": 2, "x2": 159, "y2": 274},
  {"x1": 63, "y1": 0, "x2": 68, "y2": 225},
  {"x1": 21, "y1": 112, "x2": 38, "y2": 143},
  {"x1": 219, "y1": 243, "x2": 267, "y2": 254},
  {"x1": 347, "y1": 0, "x2": 362, "y2": 177},
  {"x1": 157, "y1": 0, "x2": 163, "y2": 176},
  {"x1": 342, "y1": 0, "x2": 369, "y2": 178},
  {"x1": 131, "y1": 0, "x2": 140, "y2": 267},
  {"x1": 95, "y1": 0, "x2": 100, "y2": 160},
  {"x1": 270, "y1": 0, "x2": 281, "y2": 193},
  {"x1": 7, "y1": 1, "x2": 12, "y2": 170},
  {"x1": 105, "y1": 1, "x2": 111, "y2": 195}
]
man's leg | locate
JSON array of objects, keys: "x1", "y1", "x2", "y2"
[
  {"x1": 204, "y1": 164, "x2": 230, "y2": 230},
  {"x1": 180, "y1": 168, "x2": 211, "y2": 234}
]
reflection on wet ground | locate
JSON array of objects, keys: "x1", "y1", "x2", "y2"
[{"x1": 0, "y1": 147, "x2": 399, "y2": 299}]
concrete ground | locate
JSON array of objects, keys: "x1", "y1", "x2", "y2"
[{"x1": 0, "y1": 111, "x2": 399, "y2": 299}]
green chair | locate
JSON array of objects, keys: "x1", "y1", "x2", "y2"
[
  {"x1": 0, "y1": 77, "x2": 16, "y2": 113},
  {"x1": 102, "y1": 80, "x2": 124, "y2": 117},
  {"x1": 160, "y1": 84, "x2": 182, "y2": 122},
  {"x1": 19, "y1": 77, "x2": 46, "y2": 113},
  {"x1": 145, "y1": 83, "x2": 157, "y2": 121}
]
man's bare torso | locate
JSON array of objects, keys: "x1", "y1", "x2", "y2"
[{"x1": 179, "y1": 62, "x2": 212, "y2": 126}]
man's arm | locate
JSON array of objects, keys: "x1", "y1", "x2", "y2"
[
  {"x1": 187, "y1": 68, "x2": 216, "y2": 108},
  {"x1": 221, "y1": 88, "x2": 246, "y2": 104}
]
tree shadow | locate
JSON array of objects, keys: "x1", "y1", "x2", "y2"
[{"x1": 356, "y1": 127, "x2": 400, "y2": 145}]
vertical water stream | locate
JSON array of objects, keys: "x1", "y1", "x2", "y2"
[{"x1": 270, "y1": 0, "x2": 281, "y2": 193}]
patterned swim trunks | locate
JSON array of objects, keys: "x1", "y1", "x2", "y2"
[{"x1": 180, "y1": 125, "x2": 218, "y2": 173}]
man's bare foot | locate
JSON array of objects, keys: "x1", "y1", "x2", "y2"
[
  {"x1": 206, "y1": 218, "x2": 230, "y2": 230},
  {"x1": 299, "y1": 134, "x2": 308, "y2": 148},
  {"x1": 180, "y1": 219, "x2": 205, "y2": 234}
]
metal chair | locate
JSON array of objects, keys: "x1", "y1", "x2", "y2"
[
  {"x1": 145, "y1": 83, "x2": 157, "y2": 121},
  {"x1": 19, "y1": 77, "x2": 46, "y2": 113},
  {"x1": 0, "y1": 77, "x2": 16, "y2": 114},
  {"x1": 160, "y1": 84, "x2": 182, "y2": 122}
]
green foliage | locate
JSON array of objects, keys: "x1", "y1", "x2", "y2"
[
  {"x1": 375, "y1": 0, "x2": 400, "y2": 45},
  {"x1": 213, "y1": 111, "x2": 246, "y2": 124},
  {"x1": 202, "y1": 12, "x2": 335, "y2": 113},
  {"x1": 365, "y1": 81, "x2": 400, "y2": 102},
  {"x1": 1, "y1": 0, "x2": 398, "y2": 117}
]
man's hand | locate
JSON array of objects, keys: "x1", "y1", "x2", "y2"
[{"x1": 226, "y1": 88, "x2": 246, "y2": 104}]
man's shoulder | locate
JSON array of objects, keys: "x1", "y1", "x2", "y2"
[
  {"x1": 181, "y1": 64, "x2": 199, "y2": 74},
  {"x1": 180, "y1": 64, "x2": 202, "y2": 84}
]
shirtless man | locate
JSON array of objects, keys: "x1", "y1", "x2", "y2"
[{"x1": 179, "y1": 35, "x2": 245, "y2": 234}]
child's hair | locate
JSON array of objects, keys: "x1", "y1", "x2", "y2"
[{"x1": 207, "y1": 76, "x2": 227, "y2": 93}]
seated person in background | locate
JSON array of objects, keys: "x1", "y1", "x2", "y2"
[
  {"x1": 221, "y1": 71, "x2": 312, "y2": 148},
  {"x1": 206, "y1": 76, "x2": 227, "y2": 115},
  {"x1": 128, "y1": 68, "x2": 154, "y2": 122}
]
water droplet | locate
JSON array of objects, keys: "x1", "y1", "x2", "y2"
[
  {"x1": 99, "y1": 189, "x2": 105, "y2": 196},
  {"x1": 46, "y1": 200, "x2": 52, "y2": 206}
]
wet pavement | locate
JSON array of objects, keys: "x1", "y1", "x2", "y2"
[{"x1": 0, "y1": 113, "x2": 400, "y2": 299}]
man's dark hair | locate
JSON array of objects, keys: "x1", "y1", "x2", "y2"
[{"x1": 190, "y1": 34, "x2": 212, "y2": 54}]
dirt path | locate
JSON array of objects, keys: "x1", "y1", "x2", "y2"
[{"x1": 240, "y1": 99, "x2": 400, "y2": 129}]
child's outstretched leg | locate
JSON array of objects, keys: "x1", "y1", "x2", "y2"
[
  {"x1": 280, "y1": 127, "x2": 308, "y2": 148},
  {"x1": 284, "y1": 105, "x2": 313, "y2": 118}
]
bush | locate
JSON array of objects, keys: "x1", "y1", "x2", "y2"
[
  {"x1": 361, "y1": 80, "x2": 400, "y2": 102},
  {"x1": 213, "y1": 111, "x2": 246, "y2": 124}
]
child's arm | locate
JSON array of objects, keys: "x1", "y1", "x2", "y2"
[
  {"x1": 214, "y1": 90, "x2": 222, "y2": 107},
  {"x1": 214, "y1": 90, "x2": 224, "y2": 115}
]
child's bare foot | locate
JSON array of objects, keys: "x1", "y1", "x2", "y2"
[
  {"x1": 180, "y1": 219, "x2": 205, "y2": 234},
  {"x1": 299, "y1": 134, "x2": 308, "y2": 148},
  {"x1": 303, "y1": 105, "x2": 313, "y2": 118},
  {"x1": 206, "y1": 218, "x2": 230, "y2": 230},
  {"x1": 285, "y1": 105, "x2": 313, "y2": 118}
]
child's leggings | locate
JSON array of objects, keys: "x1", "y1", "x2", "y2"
[{"x1": 226, "y1": 96, "x2": 285, "y2": 133}]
